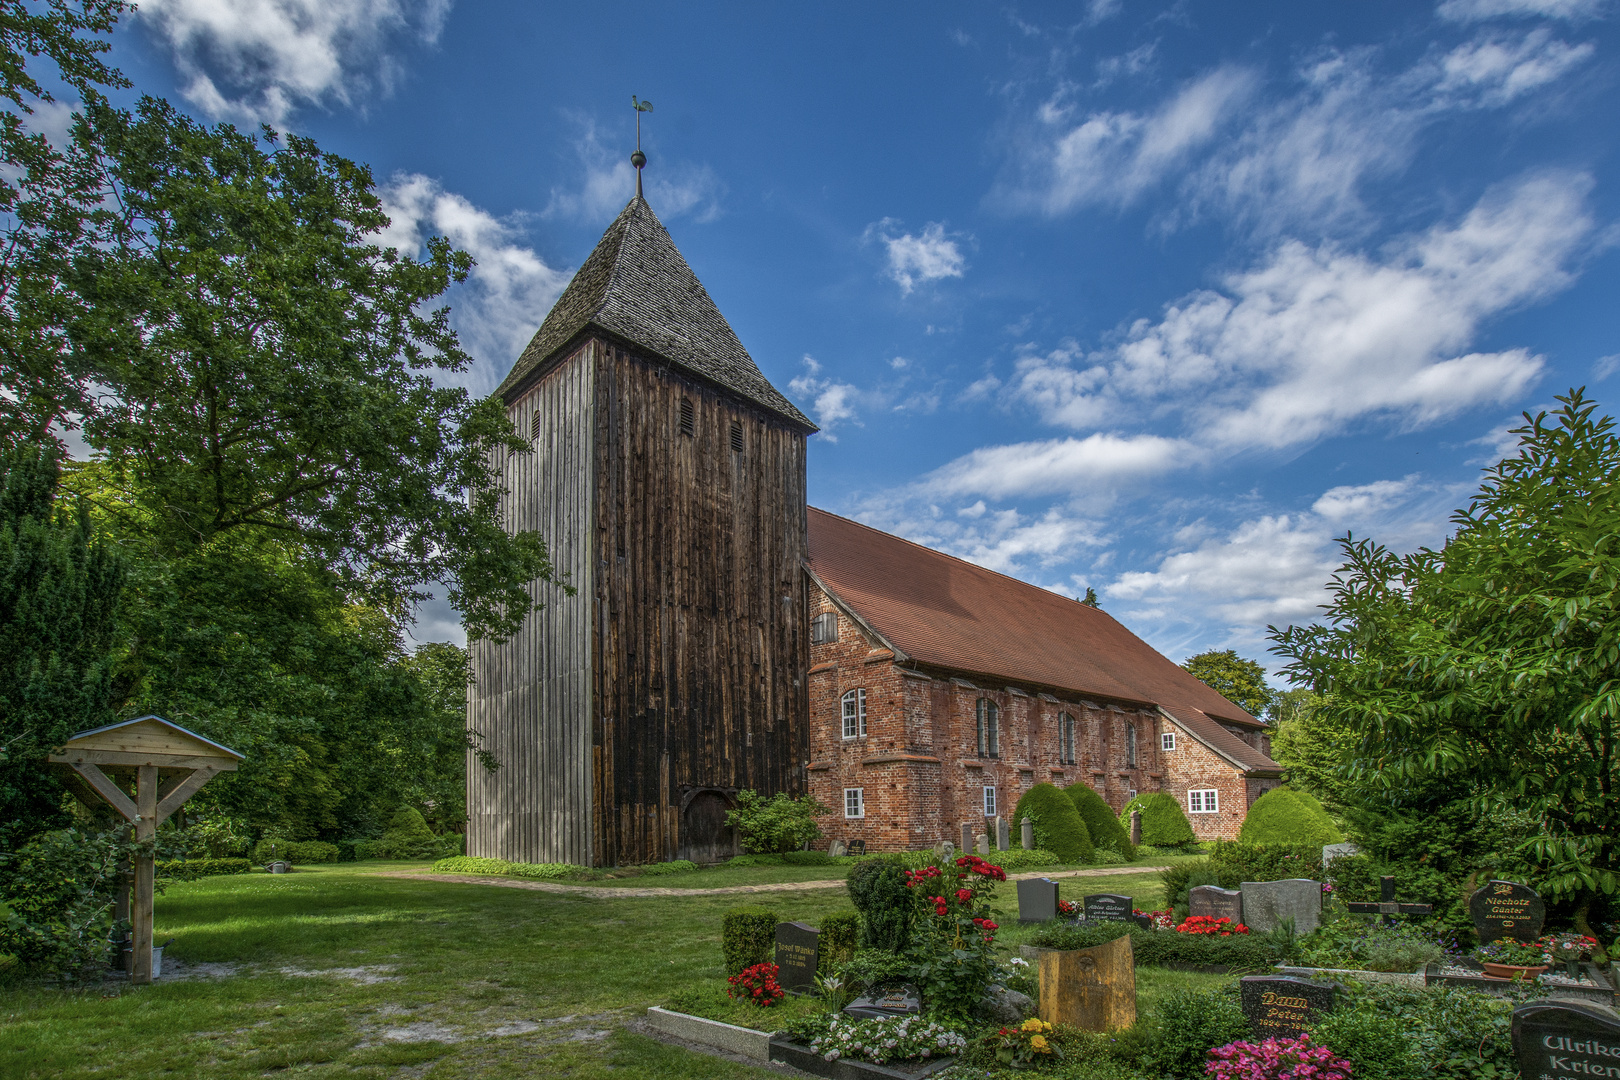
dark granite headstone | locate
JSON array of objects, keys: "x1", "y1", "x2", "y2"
[
  {"x1": 774, "y1": 922, "x2": 819, "y2": 992},
  {"x1": 1240, "y1": 976, "x2": 1340, "y2": 1039},
  {"x1": 1471, "y1": 880, "x2": 1545, "y2": 943},
  {"x1": 847, "y1": 839, "x2": 865, "y2": 857},
  {"x1": 1189, "y1": 885, "x2": 1244, "y2": 924},
  {"x1": 1083, "y1": 893, "x2": 1133, "y2": 922},
  {"x1": 1017, "y1": 878, "x2": 1059, "y2": 923},
  {"x1": 844, "y1": 984, "x2": 922, "y2": 1020},
  {"x1": 1512, "y1": 999, "x2": 1620, "y2": 1079}
]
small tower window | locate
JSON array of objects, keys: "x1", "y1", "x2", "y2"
[
  {"x1": 679, "y1": 398, "x2": 694, "y2": 436},
  {"x1": 730, "y1": 420, "x2": 744, "y2": 454},
  {"x1": 530, "y1": 411, "x2": 541, "y2": 440},
  {"x1": 811, "y1": 612, "x2": 838, "y2": 644}
]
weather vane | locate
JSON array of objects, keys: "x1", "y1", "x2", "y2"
[{"x1": 631, "y1": 95, "x2": 653, "y2": 198}]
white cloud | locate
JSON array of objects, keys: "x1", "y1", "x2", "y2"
[
  {"x1": 1085, "y1": 0, "x2": 1123, "y2": 25},
  {"x1": 923, "y1": 433, "x2": 1192, "y2": 499},
  {"x1": 1095, "y1": 42, "x2": 1158, "y2": 87},
  {"x1": 998, "y1": 66, "x2": 1256, "y2": 214},
  {"x1": 379, "y1": 174, "x2": 571, "y2": 389},
  {"x1": 542, "y1": 119, "x2": 725, "y2": 224},
  {"x1": 1010, "y1": 172, "x2": 1593, "y2": 451},
  {"x1": 137, "y1": 0, "x2": 449, "y2": 125},
  {"x1": 789, "y1": 355, "x2": 861, "y2": 440},
  {"x1": 1434, "y1": 29, "x2": 1595, "y2": 106},
  {"x1": 868, "y1": 220, "x2": 969, "y2": 294},
  {"x1": 1593, "y1": 354, "x2": 1620, "y2": 381},
  {"x1": 853, "y1": 501, "x2": 1108, "y2": 580},
  {"x1": 1438, "y1": 0, "x2": 1608, "y2": 21},
  {"x1": 1311, "y1": 476, "x2": 1419, "y2": 522}
]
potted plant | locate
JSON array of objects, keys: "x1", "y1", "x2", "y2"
[
  {"x1": 1475, "y1": 937, "x2": 1551, "y2": 980},
  {"x1": 1544, "y1": 933, "x2": 1599, "y2": 979}
]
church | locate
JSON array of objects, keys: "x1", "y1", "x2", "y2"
[{"x1": 467, "y1": 193, "x2": 1279, "y2": 867}]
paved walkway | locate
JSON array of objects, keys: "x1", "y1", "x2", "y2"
[{"x1": 376, "y1": 864, "x2": 1168, "y2": 900}]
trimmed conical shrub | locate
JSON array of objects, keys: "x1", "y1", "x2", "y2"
[
  {"x1": 1065, "y1": 782, "x2": 1135, "y2": 859},
  {"x1": 1118, "y1": 792, "x2": 1196, "y2": 847},
  {"x1": 1236, "y1": 787, "x2": 1344, "y2": 847},
  {"x1": 1012, "y1": 783, "x2": 1093, "y2": 863}
]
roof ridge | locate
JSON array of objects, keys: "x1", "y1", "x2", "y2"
[{"x1": 807, "y1": 505, "x2": 1115, "y2": 621}]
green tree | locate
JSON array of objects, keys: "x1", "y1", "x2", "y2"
[
  {"x1": 1273, "y1": 390, "x2": 1620, "y2": 924},
  {"x1": 63, "y1": 97, "x2": 557, "y2": 641},
  {"x1": 1267, "y1": 688, "x2": 1357, "y2": 807},
  {"x1": 0, "y1": 444, "x2": 123, "y2": 845},
  {"x1": 1181, "y1": 649, "x2": 1273, "y2": 718}
]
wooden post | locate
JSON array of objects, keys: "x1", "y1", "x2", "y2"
[
  {"x1": 132, "y1": 763, "x2": 157, "y2": 985},
  {"x1": 1038, "y1": 934, "x2": 1137, "y2": 1032}
]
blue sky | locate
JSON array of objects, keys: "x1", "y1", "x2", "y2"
[{"x1": 107, "y1": 0, "x2": 1620, "y2": 673}]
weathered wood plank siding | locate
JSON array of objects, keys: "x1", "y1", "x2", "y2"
[
  {"x1": 593, "y1": 343, "x2": 810, "y2": 866},
  {"x1": 466, "y1": 343, "x2": 596, "y2": 866}
]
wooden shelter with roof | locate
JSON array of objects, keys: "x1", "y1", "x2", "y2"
[
  {"x1": 470, "y1": 195, "x2": 817, "y2": 867},
  {"x1": 802, "y1": 508, "x2": 1283, "y2": 847},
  {"x1": 49, "y1": 715, "x2": 242, "y2": 984}
]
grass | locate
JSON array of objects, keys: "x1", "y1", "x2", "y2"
[{"x1": 0, "y1": 855, "x2": 1229, "y2": 1079}]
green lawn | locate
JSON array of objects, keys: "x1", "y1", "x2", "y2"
[{"x1": 0, "y1": 858, "x2": 1226, "y2": 1079}]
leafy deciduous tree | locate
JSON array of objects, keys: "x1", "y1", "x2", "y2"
[{"x1": 1182, "y1": 649, "x2": 1274, "y2": 719}]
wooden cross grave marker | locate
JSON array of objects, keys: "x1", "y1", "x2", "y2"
[
  {"x1": 1344, "y1": 875, "x2": 1432, "y2": 924},
  {"x1": 48, "y1": 716, "x2": 243, "y2": 986}
]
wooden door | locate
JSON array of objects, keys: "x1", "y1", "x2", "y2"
[{"x1": 680, "y1": 790, "x2": 737, "y2": 863}]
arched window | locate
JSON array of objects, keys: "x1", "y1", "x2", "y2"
[
  {"x1": 976, "y1": 698, "x2": 999, "y2": 758},
  {"x1": 811, "y1": 612, "x2": 838, "y2": 644},
  {"x1": 1059, "y1": 713, "x2": 1076, "y2": 765},
  {"x1": 1126, "y1": 721, "x2": 1137, "y2": 768},
  {"x1": 842, "y1": 688, "x2": 867, "y2": 739}
]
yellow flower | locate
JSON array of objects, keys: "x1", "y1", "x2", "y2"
[
  {"x1": 1029, "y1": 1034, "x2": 1050, "y2": 1052},
  {"x1": 1021, "y1": 1018, "x2": 1049, "y2": 1033}
]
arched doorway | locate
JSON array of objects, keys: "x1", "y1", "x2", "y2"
[{"x1": 679, "y1": 788, "x2": 738, "y2": 863}]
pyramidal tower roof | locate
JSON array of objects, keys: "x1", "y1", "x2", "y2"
[{"x1": 496, "y1": 196, "x2": 815, "y2": 430}]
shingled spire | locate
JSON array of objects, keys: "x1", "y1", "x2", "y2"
[{"x1": 496, "y1": 197, "x2": 815, "y2": 431}]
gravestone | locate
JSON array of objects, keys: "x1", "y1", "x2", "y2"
[
  {"x1": 977, "y1": 833, "x2": 991, "y2": 857},
  {"x1": 827, "y1": 840, "x2": 847, "y2": 858},
  {"x1": 933, "y1": 839, "x2": 955, "y2": 860},
  {"x1": 847, "y1": 839, "x2": 865, "y2": 857},
  {"x1": 1083, "y1": 893, "x2": 1133, "y2": 922},
  {"x1": 845, "y1": 984, "x2": 922, "y2": 1020},
  {"x1": 1017, "y1": 878, "x2": 1060, "y2": 924},
  {"x1": 1512, "y1": 999, "x2": 1620, "y2": 1080},
  {"x1": 962, "y1": 822, "x2": 974, "y2": 854},
  {"x1": 996, "y1": 816, "x2": 1010, "y2": 852},
  {"x1": 1129, "y1": 809, "x2": 1142, "y2": 847},
  {"x1": 1471, "y1": 880, "x2": 1545, "y2": 943},
  {"x1": 1321, "y1": 842, "x2": 1359, "y2": 868},
  {"x1": 774, "y1": 922, "x2": 820, "y2": 993},
  {"x1": 1344, "y1": 875, "x2": 1432, "y2": 926},
  {"x1": 1038, "y1": 932, "x2": 1136, "y2": 1032},
  {"x1": 1189, "y1": 885, "x2": 1244, "y2": 924},
  {"x1": 1240, "y1": 879, "x2": 1322, "y2": 935},
  {"x1": 1241, "y1": 975, "x2": 1339, "y2": 1039},
  {"x1": 1021, "y1": 818, "x2": 1035, "y2": 850}
]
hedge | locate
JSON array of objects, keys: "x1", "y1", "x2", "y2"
[
  {"x1": 781, "y1": 850, "x2": 833, "y2": 866},
  {"x1": 1065, "y1": 782, "x2": 1136, "y2": 859},
  {"x1": 1236, "y1": 787, "x2": 1344, "y2": 847},
  {"x1": 1028, "y1": 921, "x2": 1288, "y2": 971},
  {"x1": 984, "y1": 848, "x2": 1060, "y2": 870},
  {"x1": 1011, "y1": 783, "x2": 1093, "y2": 864},
  {"x1": 726, "y1": 854, "x2": 784, "y2": 867},
  {"x1": 1118, "y1": 792, "x2": 1195, "y2": 847},
  {"x1": 156, "y1": 857, "x2": 253, "y2": 880},
  {"x1": 430, "y1": 856, "x2": 581, "y2": 879},
  {"x1": 250, "y1": 840, "x2": 340, "y2": 865},
  {"x1": 818, "y1": 910, "x2": 860, "y2": 975},
  {"x1": 846, "y1": 859, "x2": 913, "y2": 951},
  {"x1": 642, "y1": 860, "x2": 699, "y2": 876},
  {"x1": 722, "y1": 907, "x2": 779, "y2": 976}
]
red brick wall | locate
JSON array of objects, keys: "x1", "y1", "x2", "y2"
[
  {"x1": 806, "y1": 582, "x2": 1172, "y2": 851},
  {"x1": 1157, "y1": 718, "x2": 1269, "y2": 841}
]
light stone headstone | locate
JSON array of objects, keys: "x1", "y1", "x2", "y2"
[
  {"x1": 976, "y1": 833, "x2": 991, "y2": 857},
  {"x1": 1017, "y1": 878, "x2": 1060, "y2": 923},
  {"x1": 1239, "y1": 879, "x2": 1323, "y2": 935},
  {"x1": 1321, "y1": 842, "x2": 1359, "y2": 868},
  {"x1": 962, "y1": 822, "x2": 974, "y2": 854},
  {"x1": 1129, "y1": 810, "x2": 1142, "y2": 847},
  {"x1": 827, "y1": 839, "x2": 847, "y2": 858},
  {"x1": 1021, "y1": 818, "x2": 1035, "y2": 850},
  {"x1": 1189, "y1": 885, "x2": 1243, "y2": 924},
  {"x1": 996, "y1": 816, "x2": 1010, "y2": 852}
]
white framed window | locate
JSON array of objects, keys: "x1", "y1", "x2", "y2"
[
  {"x1": 976, "y1": 698, "x2": 999, "y2": 758},
  {"x1": 1188, "y1": 788, "x2": 1219, "y2": 814},
  {"x1": 1059, "y1": 713, "x2": 1076, "y2": 765},
  {"x1": 845, "y1": 788, "x2": 865, "y2": 818},
  {"x1": 1161, "y1": 732, "x2": 1176, "y2": 752},
  {"x1": 841, "y1": 688, "x2": 867, "y2": 739},
  {"x1": 811, "y1": 611, "x2": 838, "y2": 645},
  {"x1": 983, "y1": 786, "x2": 997, "y2": 816}
]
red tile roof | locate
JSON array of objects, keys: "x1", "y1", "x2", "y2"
[{"x1": 807, "y1": 507, "x2": 1282, "y2": 774}]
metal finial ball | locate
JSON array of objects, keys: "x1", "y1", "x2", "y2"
[{"x1": 631, "y1": 150, "x2": 646, "y2": 169}]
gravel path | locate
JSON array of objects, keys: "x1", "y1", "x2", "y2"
[{"x1": 376, "y1": 864, "x2": 1168, "y2": 900}]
